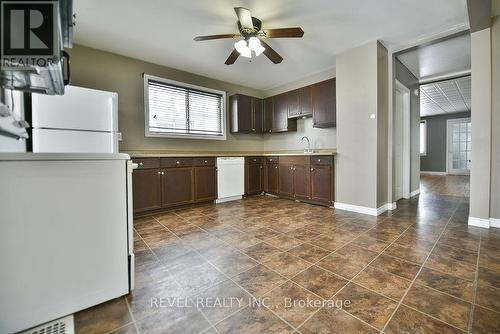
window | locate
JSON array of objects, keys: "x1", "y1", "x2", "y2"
[
  {"x1": 144, "y1": 74, "x2": 226, "y2": 140},
  {"x1": 420, "y1": 120, "x2": 427, "y2": 156}
]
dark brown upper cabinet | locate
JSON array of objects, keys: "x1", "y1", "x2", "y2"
[
  {"x1": 230, "y1": 94, "x2": 263, "y2": 133},
  {"x1": 312, "y1": 78, "x2": 336, "y2": 128},
  {"x1": 263, "y1": 97, "x2": 274, "y2": 133},
  {"x1": 288, "y1": 86, "x2": 312, "y2": 118},
  {"x1": 272, "y1": 93, "x2": 297, "y2": 133}
]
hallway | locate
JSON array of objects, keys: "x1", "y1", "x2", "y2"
[{"x1": 420, "y1": 174, "x2": 470, "y2": 198}]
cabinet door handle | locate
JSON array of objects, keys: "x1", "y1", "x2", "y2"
[
  {"x1": 176, "y1": 161, "x2": 180, "y2": 165},
  {"x1": 161, "y1": 171, "x2": 165, "y2": 175},
  {"x1": 275, "y1": 166, "x2": 278, "y2": 169},
  {"x1": 204, "y1": 160, "x2": 208, "y2": 163},
  {"x1": 139, "y1": 162, "x2": 143, "y2": 166},
  {"x1": 311, "y1": 167, "x2": 314, "y2": 171},
  {"x1": 157, "y1": 171, "x2": 161, "y2": 175}
]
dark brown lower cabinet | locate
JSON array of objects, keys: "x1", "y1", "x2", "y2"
[
  {"x1": 310, "y1": 165, "x2": 332, "y2": 203},
  {"x1": 245, "y1": 157, "x2": 264, "y2": 195},
  {"x1": 162, "y1": 167, "x2": 194, "y2": 207},
  {"x1": 194, "y1": 166, "x2": 217, "y2": 202},
  {"x1": 278, "y1": 163, "x2": 294, "y2": 197},
  {"x1": 132, "y1": 168, "x2": 162, "y2": 213},
  {"x1": 265, "y1": 163, "x2": 279, "y2": 194},
  {"x1": 293, "y1": 164, "x2": 311, "y2": 200}
]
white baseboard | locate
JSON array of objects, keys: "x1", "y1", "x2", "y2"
[
  {"x1": 468, "y1": 216, "x2": 491, "y2": 229},
  {"x1": 216, "y1": 195, "x2": 242, "y2": 204},
  {"x1": 410, "y1": 189, "x2": 420, "y2": 197},
  {"x1": 420, "y1": 171, "x2": 447, "y2": 175},
  {"x1": 490, "y1": 218, "x2": 500, "y2": 228},
  {"x1": 334, "y1": 202, "x2": 396, "y2": 216}
]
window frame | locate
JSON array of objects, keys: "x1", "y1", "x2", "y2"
[
  {"x1": 419, "y1": 119, "x2": 427, "y2": 156},
  {"x1": 143, "y1": 74, "x2": 227, "y2": 140}
]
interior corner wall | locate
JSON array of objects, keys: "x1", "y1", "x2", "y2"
[
  {"x1": 376, "y1": 42, "x2": 389, "y2": 207},
  {"x1": 336, "y1": 41, "x2": 378, "y2": 209},
  {"x1": 67, "y1": 44, "x2": 265, "y2": 153},
  {"x1": 394, "y1": 59, "x2": 420, "y2": 193},
  {"x1": 469, "y1": 28, "x2": 492, "y2": 221},
  {"x1": 491, "y1": 15, "x2": 500, "y2": 219}
]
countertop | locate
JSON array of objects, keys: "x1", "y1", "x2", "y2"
[
  {"x1": 125, "y1": 149, "x2": 337, "y2": 158},
  {"x1": 0, "y1": 153, "x2": 131, "y2": 161}
]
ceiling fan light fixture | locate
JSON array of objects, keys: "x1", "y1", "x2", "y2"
[
  {"x1": 248, "y1": 37, "x2": 265, "y2": 56},
  {"x1": 234, "y1": 39, "x2": 251, "y2": 58}
]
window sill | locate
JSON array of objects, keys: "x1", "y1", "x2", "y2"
[{"x1": 145, "y1": 132, "x2": 227, "y2": 141}]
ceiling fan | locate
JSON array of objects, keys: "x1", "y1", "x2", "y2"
[{"x1": 194, "y1": 7, "x2": 304, "y2": 65}]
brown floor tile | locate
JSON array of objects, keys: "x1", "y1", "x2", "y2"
[
  {"x1": 170, "y1": 262, "x2": 227, "y2": 297},
  {"x1": 75, "y1": 297, "x2": 132, "y2": 334},
  {"x1": 370, "y1": 254, "x2": 421, "y2": 280},
  {"x1": 265, "y1": 281, "x2": 322, "y2": 327},
  {"x1": 477, "y1": 266, "x2": 500, "y2": 288},
  {"x1": 309, "y1": 234, "x2": 347, "y2": 251},
  {"x1": 233, "y1": 264, "x2": 287, "y2": 297},
  {"x1": 211, "y1": 251, "x2": 258, "y2": 277},
  {"x1": 108, "y1": 323, "x2": 138, "y2": 334},
  {"x1": 265, "y1": 234, "x2": 304, "y2": 251},
  {"x1": 425, "y1": 253, "x2": 476, "y2": 281},
  {"x1": 136, "y1": 304, "x2": 211, "y2": 334},
  {"x1": 288, "y1": 227, "x2": 320, "y2": 241},
  {"x1": 249, "y1": 227, "x2": 282, "y2": 241},
  {"x1": 194, "y1": 279, "x2": 251, "y2": 323},
  {"x1": 292, "y1": 265, "x2": 347, "y2": 299},
  {"x1": 243, "y1": 242, "x2": 282, "y2": 262},
  {"x1": 317, "y1": 245, "x2": 377, "y2": 279},
  {"x1": 385, "y1": 305, "x2": 464, "y2": 334},
  {"x1": 351, "y1": 235, "x2": 390, "y2": 253},
  {"x1": 288, "y1": 243, "x2": 331, "y2": 263},
  {"x1": 362, "y1": 229, "x2": 401, "y2": 243},
  {"x1": 299, "y1": 308, "x2": 378, "y2": 334},
  {"x1": 475, "y1": 285, "x2": 500, "y2": 313},
  {"x1": 432, "y1": 244, "x2": 478, "y2": 264},
  {"x1": 403, "y1": 284, "x2": 471, "y2": 330},
  {"x1": 353, "y1": 266, "x2": 411, "y2": 300},
  {"x1": 415, "y1": 267, "x2": 474, "y2": 301},
  {"x1": 395, "y1": 233, "x2": 436, "y2": 250},
  {"x1": 472, "y1": 305, "x2": 500, "y2": 333},
  {"x1": 263, "y1": 252, "x2": 311, "y2": 278},
  {"x1": 479, "y1": 250, "x2": 500, "y2": 272},
  {"x1": 335, "y1": 282, "x2": 398, "y2": 330},
  {"x1": 215, "y1": 306, "x2": 293, "y2": 334},
  {"x1": 383, "y1": 243, "x2": 430, "y2": 264},
  {"x1": 439, "y1": 235, "x2": 479, "y2": 252}
]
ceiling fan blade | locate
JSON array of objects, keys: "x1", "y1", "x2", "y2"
[
  {"x1": 194, "y1": 34, "x2": 240, "y2": 41},
  {"x1": 234, "y1": 7, "x2": 253, "y2": 29},
  {"x1": 225, "y1": 49, "x2": 240, "y2": 65},
  {"x1": 260, "y1": 40, "x2": 283, "y2": 64},
  {"x1": 262, "y1": 27, "x2": 304, "y2": 38}
]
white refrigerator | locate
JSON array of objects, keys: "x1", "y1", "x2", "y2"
[{"x1": 32, "y1": 85, "x2": 121, "y2": 153}]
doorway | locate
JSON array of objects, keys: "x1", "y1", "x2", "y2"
[
  {"x1": 447, "y1": 117, "x2": 471, "y2": 175},
  {"x1": 394, "y1": 80, "x2": 411, "y2": 200}
]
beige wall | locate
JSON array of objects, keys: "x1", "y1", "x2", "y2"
[
  {"x1": 336, "y1": 41, "x2": 379, "y2": 209},
  {"x1": 376, "y1": 42, "x2": 389, "y2": 207},
  {"x1": 469, "y1": 28, "x2": 492, "y2": 220},
  {"x1": 68, "y1": 45, "x2": 265, "y2": 153},
  {"x1": 491, "y1": 15, "x2": 500, "y2": 219}
]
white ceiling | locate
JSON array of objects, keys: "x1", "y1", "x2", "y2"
[
  {"x1": 420, "y1": 76, "x2": 471, "y2": 117},
  {"x1": 396, "y1": 33, "x2": 471, "y2": 82},
  {"x1": 74, "y1": 0, "x2": 469, "y2": 91}
]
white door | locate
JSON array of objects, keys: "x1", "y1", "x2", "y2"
[
  {"x1": 394, "y1": 90, "x2": 404, "y2": 200},
  {"x1": 447, "y1": 118, "x2": 471, "y2": 175}
]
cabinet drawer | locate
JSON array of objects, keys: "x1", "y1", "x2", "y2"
[
  {"x1": 132, "y1": 158, "x2": 160, "y2": 169},
  {"x1": 193, "y1": 157, "x2": 215, "y2": 166},
  {"x1": 310, "y1": 156, "x2": 332, "y2": 166},
  {"x1": 246, "y1": 157, "x2": 263, "y2": 164},
  {"x1": 161, "y1": 157, "x2": 193, "y2": 168},
  {"x1": 265, "y1": 157, "x2": 279, "y2": 164},
  {"x1": 279, "y1": 156, "x2": 309, "y2": 166}
]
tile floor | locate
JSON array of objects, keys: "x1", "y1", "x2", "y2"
[{"x1": 75, "y1": 176, "x2": 500, "y2": 333}]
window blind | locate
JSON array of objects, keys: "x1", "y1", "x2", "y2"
[{"x1": 147, "y1": 79, "x2": 223, "y2": 137}]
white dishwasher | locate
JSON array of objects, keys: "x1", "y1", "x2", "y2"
[{"x1": 217, "y1": 157, "x2": 244, "y2": 203}]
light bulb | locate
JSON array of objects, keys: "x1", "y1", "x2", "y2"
[
  {"x1": 234, "y1": 40, "x2": 251, "y2": 58},
  {"x1": 248, "y1": 37, "x2": 265, "y2": 56}
]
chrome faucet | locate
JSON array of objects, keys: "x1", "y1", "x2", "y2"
[{"x1": 301, "y1": 136, "x2": 313, "y2": 154}]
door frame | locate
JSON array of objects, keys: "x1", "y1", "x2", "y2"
[
  {"x1": 446, "y1": 117, "x2": 471, "y2": 175},
  {"x1": 395, "y1": 80, "x2": 411, "y2": 199}
]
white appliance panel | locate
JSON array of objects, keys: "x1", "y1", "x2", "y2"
[
  {"x1": 217, "y1": 157, "x2": 244, "y2": 202},
  {"x1": 0, "y1": 158, "x2": 130, "y2": 333},
  {"x1": 32, "y1": 85, "x2": 118, "y2": 132},
  {"x1": 33, "y1": 129, "x2": 119, "y2": 153}
]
